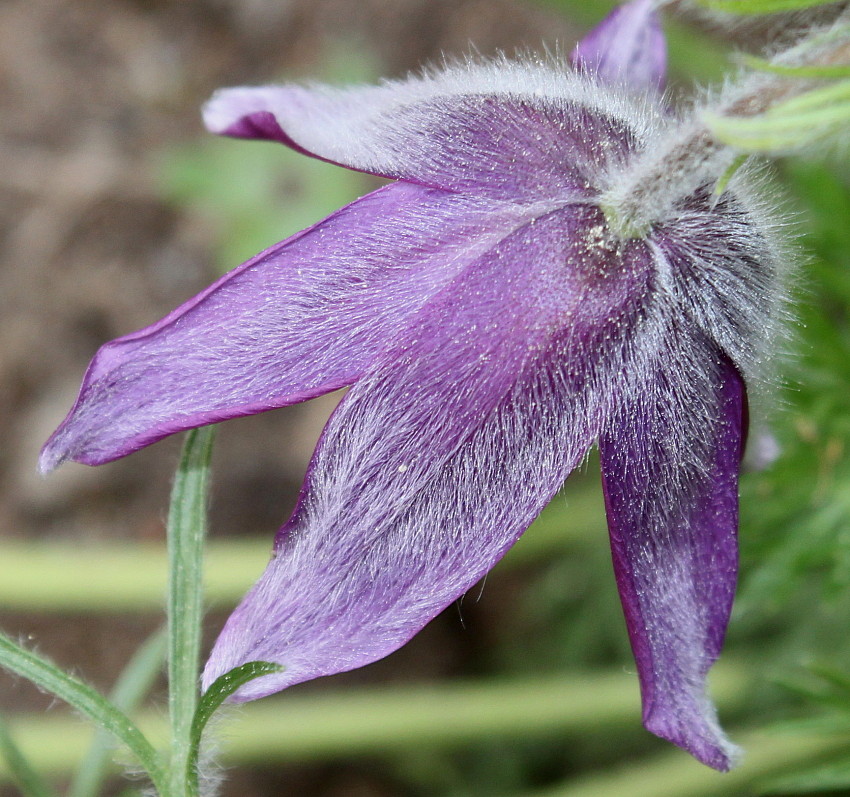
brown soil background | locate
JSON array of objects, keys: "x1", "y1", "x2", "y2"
[{"x1": 0, "y1": 1, "x2": 580, "y2": 795}]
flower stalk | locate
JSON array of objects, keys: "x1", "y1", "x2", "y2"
[{"x1": 167, "y1": 427, "x2": 216, "y2": 797}]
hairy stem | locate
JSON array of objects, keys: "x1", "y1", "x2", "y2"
[{"x1": 602, "y1": 18, "x2": 850, "y2": 237}]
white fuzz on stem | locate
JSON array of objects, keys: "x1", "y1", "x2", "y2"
[{"x1": 602, "y1": 16, "x2": 850, "y2": 238}]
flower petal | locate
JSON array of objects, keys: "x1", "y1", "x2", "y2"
[
  {"x1": 651, "y1": 186, "x2": 785, "y2": 383},
  {"x1": 202, "y1": 205, "x2": 657, "y2": 698},
  {"x1": 599, "y1": 336, "x2": 745, "y2": 771},
  {"x1": 202, "y1": 62, "x2": 663, "y2": 200},
  {"x1": 40, "y1": 182, "x2": 536, "y2": 471},
  {"x1": 571, "y1": 0, "x2": 667, "y2": 93}
]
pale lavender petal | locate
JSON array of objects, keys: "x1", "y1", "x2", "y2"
[
  {"x1": 599, "y1": 338, "x2": 745, "y2": 771},
  {"x1": 202, "y1": 62, "x2": 661, "y2": 200},
  {"x1": 571, "y1": 0, "x2": 667, "y2": 93},
  {"x1": 40, "y1": 182, "x2": 536, "y2": 471},
  {"x1": 203, "y1": 205, "x2": 657, "y2": 698}
]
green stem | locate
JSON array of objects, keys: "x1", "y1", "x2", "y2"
[
  {"x1": 0, "y1": 633, "x2": 167, "y2": 795},
  {"x1": 167, "y1": 427, "x2": 216, "y2": 797}
]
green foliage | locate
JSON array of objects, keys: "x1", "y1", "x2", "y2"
[
  {"x1": 69, "y1": 629, "x2": 167, "y2": 797},
  {"x1": 186, "y1": 661, "x2": 283, "y2": 797},
  {"x1": 159, "y1": 45, "x2": 376, "y2": 274},
  {"x1": 738, "y1": 159, "x2": 850, "y2": 616},
  {"x1": 0, "y1": 713, "x2": 58, "y2": 797},
  {"x1": 0, "y1": 633, "x2": 168, "y2": 795},
  {"x1": 534, "y1": 0, "x2": 731, "y2": 83},
  {"x1": 740, "y1": 55, "x2": 850, "y2": 80},
  {"x1": 732, "y1": 159, "x2": 850, "y2": 792},
  {"x1": 706, "y1": 78, "x2": 850, "y2": 153},
  {"x1": 696, "y1": 0, "x2": 840, "y2": 13},
  {"x1": 159, "y1": 138, "x2": 370, "y2": 273}
]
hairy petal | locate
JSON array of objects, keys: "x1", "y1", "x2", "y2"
[
  {"x1": 571, "y1": 0, "x2": 667, "y2": 93},
  {"x1": 599, "y1": 333, "x2": 745, "y2": 771},
  {"x1": 203, "y1": 62, "x2": 665, "y2": 200},
  {"x1": 40, "y1": 182, "x2": 536, "y2": 470},
  {"x1": 203, "y1": 205, "x2": 656, "y2": 698},
  {"x1": 651, "y1": 186, "x2": 785, "y2": 382}
]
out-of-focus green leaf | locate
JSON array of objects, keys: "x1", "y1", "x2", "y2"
[
  {"x1": 0, "y1": 663, "x2": 749, "y2": 781},
  {"x1": 527, "y1": 728, "x2": 850, "y2": 797},
  {"x1": 69, "y1": 628, "x2": 166, "y2": 797},
  {"x1": 0, "y1": 484, "x2": 603, "y2": 612},
  {"x1": 705, "y1": 79, "x2": 850, "y2": 152},
  {"x1": 0, "y1": 713, "x2": 58, "y2": 797},
  {"x1": 697, "y1": 0, "x2": 840, "y2": 13},
  {"x1": 159, "y1": 41, "x2": 378, "y2": 273},
  {"x1": 764, "y1": 759, "x2": 850, "y2": 794},
  {"x1": 534, "y1": 0, "x2": 731, "y2": 83},
  {"x1": 159, "y1": 139, "x2": 370, "y2": 272},
  {"x1": 0, "y1": 634, "x2": 166, "y2": 795},
  {"x1": 741, "y1": 54, "x2": 850, "y2": 79}
]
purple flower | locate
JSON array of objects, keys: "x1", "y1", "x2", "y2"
[{"x1": 40, "y1": 1, "x2": 786, "y2": 771}]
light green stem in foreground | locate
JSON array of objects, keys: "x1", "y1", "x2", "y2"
[
  {"x1": 69, "y1": 628, "x2": 167, "y2": 797},
  {"x1": 167, "y1": 427, "x2": 216, "y2": 797},
  {"x1": 0, "y1": 633, "x2": 167, "y2": 795},
  {"x1": 0, "y1": 664, "x2": 746, "y2": 777},
  {"x1": 0, "y1": 487, "x2": 606, "y2": 612}
]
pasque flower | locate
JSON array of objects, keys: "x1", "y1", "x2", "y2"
[{"x1": 41, "y1": 0, "x2": 789, "y2": 771}]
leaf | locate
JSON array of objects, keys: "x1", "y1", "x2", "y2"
[
  {"x1": 0, "y1": 713, "x2": 58, "y2": 797},
  {"x1": 0, "y1": 633, "x2": 167, "y2": 796},
  {"x1": 185, "y1": 661, "x2": 283, "y2": 797},
  {"x1": 705, "y1": 79, "x2": 850, "y2": 152},
  {"x1": 740, "y1": 54, "x2": 850, "y2": 80},
  {"x1": 764, "y1": 758, "x2": 850, "y2": 794},
  {"x1": 69, "y1": 628, "x2": 167, "y2": 797},
  {"x1": 697, "y1": 0, "x2": 838, "y2": 14}
]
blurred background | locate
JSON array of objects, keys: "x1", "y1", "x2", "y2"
[{"x1": 1, "y1": 0, "x2": 850, "y2": 795}]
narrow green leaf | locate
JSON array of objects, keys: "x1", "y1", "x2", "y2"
[
  {"x1": 706, "y1": 80, "x2": 850, "y2": 152},
  {"x1": 69, "y1": 628, "x2": 167, "y2": 797},
  {"x1": 763, "y1": 758, "x2": 850, "y2": 794},
  {"x1": 714, "y1": 154, "x2": 749, "y2": 195},
  {"x1": 805, "y1": 662, "x2": 850, "y2": 696},
  {"x1": 167, "y1": 426, "x2": 216, "y2": 797},
  {"x1": 741, "y1": 54, "x2": 850, "y2": 80},
  {"x1": 0, "y1": 633, "x2": 167, "y2": 795},
  {"x1": 527, "y1": 728, "x2": 850, "y2": 797},
  {"x1": 697, "y1": 0, "x2": 837, "y2": 14},
  {"x1": 186, "y1": 662, "x2": 282, "y2": 797},
  {"x1": 0, "y1": 713, "x2": 58, "y2": 797}
]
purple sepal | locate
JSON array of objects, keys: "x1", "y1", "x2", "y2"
[
  {"x1": 40, "y1": 182, "x2": 532, "y2": 471},
  {"x1": 571, "y1": 0, "x2": 667, "y2": 93},
  {"x1": 202, "y1": 67, "x2": 650, "y2": 200},
  {"x1": 599, "y1": 344, "x2": 745, "y2": 771},
  {"x1": 202, "y1": 205, "x2": 656, "y2": 698}
]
